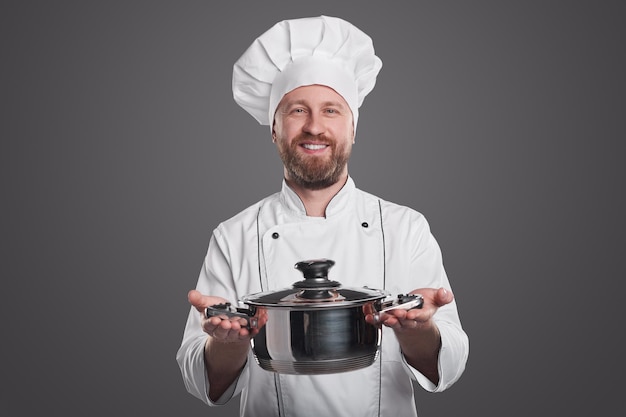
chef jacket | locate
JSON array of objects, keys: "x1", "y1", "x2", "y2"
[{"x1": 177, "y1": 177, "x2": 469, "y2": 417}]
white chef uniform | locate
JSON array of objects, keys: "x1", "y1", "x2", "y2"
[{"x1": 176, "y1": 177, "x2": 469, "y2": 416}]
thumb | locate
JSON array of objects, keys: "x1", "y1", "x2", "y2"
[
  {"x1": 187, "y1": 289, "x2": 228, "y2": 312},
  {"x1": 435, "y1": 287, "x2": 454, "y2": 307},
  {"x1": 187, "y1": 289, "x2": 204, "y2": 308}
]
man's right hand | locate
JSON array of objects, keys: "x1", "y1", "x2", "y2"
[
  {"x1": 188, "y1": 290, "x2": 259, "y2": 400},
  {"x1": 187, "y1": 289, "x2": 264, "y2": 343}
]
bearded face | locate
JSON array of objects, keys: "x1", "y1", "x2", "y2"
[
  {"x1": 277, "y1": 133, "x2": 352, "y2": 190},
  {"x1": 272, "y1": 85, "x2": 355, "y2": 190}
]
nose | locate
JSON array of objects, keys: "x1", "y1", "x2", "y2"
[{"x1": 302, "y1": 113, "x2": 325, "y2": 136}]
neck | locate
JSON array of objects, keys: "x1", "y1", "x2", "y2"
[{"x1": 286, "y1": 174, "x2": 348, "y2": 217}]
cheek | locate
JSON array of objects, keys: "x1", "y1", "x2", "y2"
[
  {"x1": 330, "y1": 119, "x2": 354, "y2": 138},
  {"x1": 275, "y1": 122, "x2": 302, "y2": 141}
]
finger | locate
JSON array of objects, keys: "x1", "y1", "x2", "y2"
[
  {"x1": 188, "y1": 289, "x2": 205, "y2": 310},
  {"x1": 212, "y1": 321, "x2": 250, "y2": 341},
  {"x1": 366, "y1": 313, "x2": 379, "y2": 326},
  {"x1": 211, "y1": 316, "x2": 244, "y2": 330},
  {"x1": 206, "y1": 315, "x2": 227, "y2": 328},
  {"x1": 212, "y1": 325, "x2": 234, "y2": 340},
  {"x1": 389, "y1": 308, "x2": 408, "y2": 320},
  {"x1": 398, "y1": 319, "x2": 419, "y2": 329},
  {"x1": 366, "y1": 311, "x2": 392, "y2": 326},
  {"x1": 403, "y1": 308, "x2": 428, "y2": 321},
  {"x1": 188, "y1": 290, "x2": 228, "y2": 312},
  {"x1": 435, "y1": 287, "x2": 454, "y2": 307},
  {"x1": 380, "y1": 315, "x2": 401, "y2": 328}
]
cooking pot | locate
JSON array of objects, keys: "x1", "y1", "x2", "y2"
[{"x1": 205, "y1": 259, "x2": 423, "y2": 375}]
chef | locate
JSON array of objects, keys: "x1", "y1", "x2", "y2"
[{"x1": 176, "y1": 15, "x2": 469, "y2": 417}]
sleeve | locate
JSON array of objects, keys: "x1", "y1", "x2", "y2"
[
  {"x1": 175, "y1": 228, "x2": 251, "y2": 405},
  {"x1": 405, "y1": 305, "x2": 470, "y2": 392},
  {"x1": 401, "y1": 212, "x2": 470, "y2": 392}
]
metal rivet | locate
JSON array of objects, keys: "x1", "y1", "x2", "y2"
[
  {"x1": 272, "y1": 232, "x2": 279, "y2": 239},
  {"x1": 361, "y1": 222, "x2": 369, "y2": 228}
]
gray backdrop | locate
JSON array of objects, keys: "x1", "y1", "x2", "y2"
[{"x1": 3, "y1": 1, "x2": 624, "y2": 416}]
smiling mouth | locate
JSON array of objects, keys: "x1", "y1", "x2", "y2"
[{"x1": 301, "y1": 143, "x2": 328, "y2": 150}]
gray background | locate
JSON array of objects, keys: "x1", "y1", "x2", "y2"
[{"x1": 3, "y1": 1, "x2": 624, "y2": 416}]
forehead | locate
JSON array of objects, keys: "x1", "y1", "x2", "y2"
[{"x1": 279, "y1": 85, "x2": 349, "y2": 108}]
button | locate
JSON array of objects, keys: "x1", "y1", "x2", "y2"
[
  {"x1": 272, "y1": 232, "x2": 280, "y2": 239},
  {"x1": 361, "y1": 222, "x2": 369, "y2": 228}
]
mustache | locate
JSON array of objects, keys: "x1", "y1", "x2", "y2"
[{"x1": 293, "y1": 133, "x2": 334, "y2": 145}]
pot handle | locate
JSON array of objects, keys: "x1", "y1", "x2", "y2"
[
  {"x1": 205, "y1": 302, "x2": 258, "y2": 329},
  {"x1": 379, "y1": 293, "x2": 424, "y2": 313}
]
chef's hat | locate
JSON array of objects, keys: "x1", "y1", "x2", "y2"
[{"x1": 232, "y1": 15, "x2": 382, "y2": 131}]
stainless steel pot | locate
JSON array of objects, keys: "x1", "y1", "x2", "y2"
[{"x1": 205, "y1": 259, "x2": 422, "y2": 375}]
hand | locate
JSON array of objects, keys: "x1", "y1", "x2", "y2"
[
  {"x1": 187, "y1": 289, "x2": 266, "y2": 343},
  {"x1": 366, "y1": 287, "x2": 454, "y2": 332}
]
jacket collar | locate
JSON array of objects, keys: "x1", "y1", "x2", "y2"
[{"x1": 280, "y1": 176, "x2": 356, "y2": 218}]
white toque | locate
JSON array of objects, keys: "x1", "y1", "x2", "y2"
[{"x1": 232, "y1": 15, "x2": 383, "y2": 132}]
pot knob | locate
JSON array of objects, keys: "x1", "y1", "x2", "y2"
[{"x1": 293, "y1": 259, "x2": 341, "y2": 300}]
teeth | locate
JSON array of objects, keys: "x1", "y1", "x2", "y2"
[{"x1": 302, "y1": 144, "x2": 327, "y2": 150}]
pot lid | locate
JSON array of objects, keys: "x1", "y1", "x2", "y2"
[{"x1": 241, "y1": 259, "x2": 388, "y2": 308}]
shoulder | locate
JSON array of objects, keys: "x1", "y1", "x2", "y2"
[
  {"x1": 354, "y1": 188, "x2": 434, "y2": 246},
  {"x1": 214, "y1": 192, "x2": 281, "y2": 237},
  {"x1": 356, "y1": 187, "x2": 427, "y2": 223}
]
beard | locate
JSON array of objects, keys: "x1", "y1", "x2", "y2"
[{"x1": 278, "y1": 134, "x2": 351, "y2": 190}]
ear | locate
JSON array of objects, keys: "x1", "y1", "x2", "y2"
[{"x1": 271, "y1": 120, "x2": 278, "y2": 143}]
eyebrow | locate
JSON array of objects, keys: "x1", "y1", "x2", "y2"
[{"x1": 283, "y1": 99, "x2": 347, "y2": 109}]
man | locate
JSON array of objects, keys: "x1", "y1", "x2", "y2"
[{"x1": 177, "y1": 15, "x2": 469, "y2": 416}]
